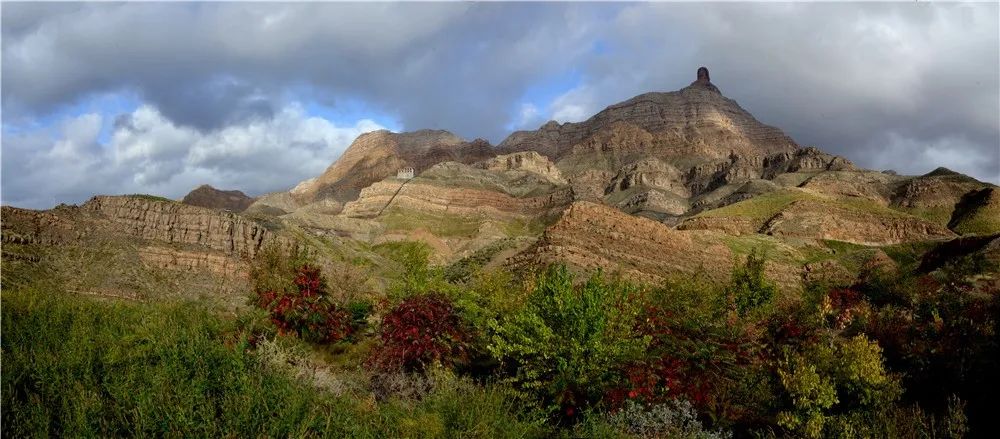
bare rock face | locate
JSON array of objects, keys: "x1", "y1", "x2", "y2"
[
  {"x1": 605, "y1": 158, "x2": 690, "y2": 198},
  {"x1": 2, "y1": 195, "x2": 296, "y2": 304},
  {"x1": 495, "y1": 67, "x2": 863, "y2": 216},
  {"x1": 798, "y1": 170, "x2": 901, "y2": 205},
  {"x1": 893, "y1": 174, "x2": 982, "y2": 209},
  {"x1": 138, "y1": 245, "x2": 247, "y2": 277},
  {"x1": 474, "y1": 151, "x2": 566, "y2": 184},
  {"x1": 181, "y1": 184, "x2": 255, "y2": 212},
  {"x1": 508, "y1": 202, "x2": 733, "y2": 284},
  {"x1": 676, "y1": 216, "x2": 762, "y2": 235},
  {"x1": 291, "y1": 129, "x2": 495, "y2": 204},
  {"x1": 244, "y1": 191, "x2": 303, "y2": 216},
  {"x1": 82, "y1": 195, "x2": 286, "y2": 258},
  {"x1": 340, "y1": 168, "x2": 573, "y2": 220}
]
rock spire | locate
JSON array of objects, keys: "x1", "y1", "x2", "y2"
[{"x1": 690, "y1": 66, "x2": 720, "y2": 93}]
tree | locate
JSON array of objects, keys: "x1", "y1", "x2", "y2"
[{"x1": 728, "y1": 249, "x2": 777, "y2": 315}]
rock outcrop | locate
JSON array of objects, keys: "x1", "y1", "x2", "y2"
[
  {"x1": 82, "y1": 195, "x2": 287, "y2": 258},
  {"x1": 474, "y1": 151, "x2": 566, "y2": 184},
  {"x1": 340, "y1": 161, "x2": 573, "y2": 220},
  {"x1": 290, "y1": 129, "x2": 495, "y2": 203},
  {"x1": 1, "y1": 205, "x2": 84, "y2": 246},
  {"x1": 181, "y1": 184, "x2": 255, "y2": 212},
  {"x1": 507, "y1": 201, "x2": 802, "y2": 287}
]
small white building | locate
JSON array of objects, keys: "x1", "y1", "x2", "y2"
[{"x1": 396, "y1": 167, "x2": 415, "y2": 179}]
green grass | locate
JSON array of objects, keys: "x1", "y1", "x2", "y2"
[
  {"x1": 1, "y1": 288, "x2": 548, "y2": 438},
  {"x1": 720, "y1": 234, "x2": 828, "y2": 269},
  {"x1": 502, "y1": 216, "x2": 549, "y2": 237},
  {"x1": 881, "y1": 241, "x2": 943, "y2": 270},
  {"x1": 444, "y1": 239, "x2": 517, "y2": 283},
  {"x1": 697, "y1": 189, "x2": 919, "y2": 223},
  {"x1": 381, "y1": 208, "x2": 483, "y2": 237},
  {"x1": 821, "y1": 239, "x2": 869, "y2": 257},
  {"x1": 695, "y1": 190, "x2": 809, "y2": 220},
  {"x1": 381, "y1": 207, "x2": 547, "y2": 239},
  {"x1": 126, "y1": 194, "x2": 176, "y2": 203},
  {"x1": 951, "y1": 208, "x2": 1000, "y2": 235},
  {"x1": 896, "y1": 206, "x2": 954, "y2": 226}
]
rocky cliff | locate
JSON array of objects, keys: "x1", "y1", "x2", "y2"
[
  {"x1": 1, "y1": 195, "x2": 299, "y2": 306},
  {"x1": 81, "y1": 195, "x2": 286, "y2": 258}
]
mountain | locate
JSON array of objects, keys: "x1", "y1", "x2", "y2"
[
  {"x1": 4, "y1": 67, "x2": 998, "y2": 299},
  {"x1": 286, "y1": 129, "x2": 495, "y2": 205},
  {"x1": 498, "y1": 80, "x2": 797, "y2": 163},
  {"x1": 181, "y1": 185, "x2": 255, "y2": 212}
]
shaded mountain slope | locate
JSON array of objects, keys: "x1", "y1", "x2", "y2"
[{"x1": 181, "y1": 185, "x2": 255, "y2": 212}]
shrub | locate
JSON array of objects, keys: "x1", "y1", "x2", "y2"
[
  {"x1": 488, "y1": 265, "x2": 648, "y2": 419},
  {"x1": 775, "y1": 334, "x2": 901, "y2": 438},
  {"x1": 727, "y1": 249, "x2": 777, "y2": 315},
  {"x1": 861, "y1": 265, "x2": 999, "y2": 434},
  {"x1": 375, "y1": 241, "x2": 437, "y2": 297},
  {"x1": 248, "y1": 243, "x2": 310, "y2": 296},
  {"x1": 600, "y1": 399, "x2": 732, "y2": 439},
  {"x1": 1, "y1": 289, "x2": 549, "y2": 438},
  {"x1": 256, "y1": 264, "x2": 353, "y2": 343},
  {"x1": 368, "y1": 294, "x2": 470, "y2": 372},
  {"x1": 619, "y1": 276, "x2": 772, "y2": 428}
]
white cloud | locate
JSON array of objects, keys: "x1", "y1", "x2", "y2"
[{"x1": 1, "y1": 104, "x2": 385, "y2": 209}]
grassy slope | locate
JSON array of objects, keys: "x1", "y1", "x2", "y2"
[
  {"x1": 951, "y1": 205, "x2": 1000, "y2": 235},
  {"x1": 1, "y1": 288, "x2": 546, "y2": 438},
  {"x1": 695, "y1": 189, "x2": 920, "y2": 223},
  {"x1": 695, "y1": 190, "x2": 809, "y2": 221}
]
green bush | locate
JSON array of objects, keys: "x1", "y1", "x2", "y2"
[
  {"x1": 375, "y1": 240, "x2": 454, "y2": 299},
  {"x1": 727, "y1": 248, "x2": 777, "y2": 315},
  {"x1": 488, "y1": 265, "x2": 649, "y2": 418},
  {"x1": 2, "y1": 288, "x2": 338, "y2": 436},
  {"x1": 1, "y1": 288, "x2": 550, "y2": 438},
  {"x1": 775, "y1": 334, "x2": 902, "y2": 438}
]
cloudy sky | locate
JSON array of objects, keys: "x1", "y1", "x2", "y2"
[{"x1": 2, "y1": 2, "x2": 997, "y2": 209}]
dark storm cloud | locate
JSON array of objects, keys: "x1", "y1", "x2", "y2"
[
  {"x1": 2, "y1": 2, "x2": 607, "y2": 140},
  {"x1": 1, "y1": 2, "x2": 997, "y2": 209}
]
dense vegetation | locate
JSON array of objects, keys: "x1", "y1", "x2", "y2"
[{"x1": 3, "y1": 240, "x2": 997, "y2": 437}]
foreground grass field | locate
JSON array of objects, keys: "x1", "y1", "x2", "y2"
[{"x1": 1, "y1": 288, "x2": 548, "y2": 438}]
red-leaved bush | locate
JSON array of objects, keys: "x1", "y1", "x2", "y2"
[
  {"x1": 607, "y1": 304, "x2": 763, "y2": 421},
  {"x1": 368, "y1": 294, "x2": 469, "y2": 372},
  {"x1": 257, "y1": 264, "x2": 353, "y2": 343}
]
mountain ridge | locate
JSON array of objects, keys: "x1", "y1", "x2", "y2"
[{"x1": 4, "y1": 67, "x2": 997, "y2": 300}]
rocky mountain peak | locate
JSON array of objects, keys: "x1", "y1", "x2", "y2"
[
  {"x1": 499, "y1": 67, "x2": 798, "y2": 165},
  {"x1": 689, "y1": 66, "x2": 721, "y2": 94}
]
